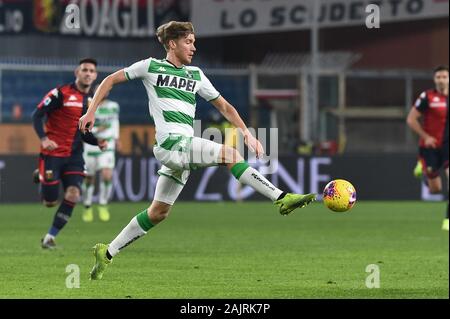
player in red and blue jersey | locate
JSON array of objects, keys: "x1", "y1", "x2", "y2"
[
  {"x1": 407, "y1": 65, "x2": 449, "y2": 231},
  {"x1": 32, "y1": 58, "x2": 107, "y2": 248}
]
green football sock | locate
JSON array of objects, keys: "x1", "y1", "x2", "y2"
[
  {"x1": 230, "y1": 161, "x2": 283, "y2": 201},
  {"x1": 108, "y1": 209, "x2": 154, "y2": 256}
]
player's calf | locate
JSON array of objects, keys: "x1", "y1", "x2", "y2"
[
  {"x1": 81, "y1": 178, "x2": 95, "y2": 222},
  {"x1": 101, "y1": 208, "x2": 157, "y2": 262},
  {"x1": 41, "y1": 180, "x2": 60, "y2": 206},
  {"x1": 42, "y1": 197, "x2": 77, "y2": 248},
  {"x1": 148, "y1": 201, "x2": 172, "y2": 225},
  {"x1": 99, "y1": 168, "x2": 113, "y2": 208},
  {"x1": 94, "y1": 202, "x2": 172, "y2": 271},
  {"x1": 43, "y1": 186, "x2": 79, "y2": 239},
  {"x1": 89, "y1": 172, "x2": 183, "y2": 276},
  {"x1": 227, "y1": 159, "x2": 284, "y2": 202}
]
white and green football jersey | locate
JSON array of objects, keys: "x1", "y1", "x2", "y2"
[
  {"x1": 123, "y1": 58, "x2": 221, "y2": 143},
  {"x1": 84, "y1": 99, "x2": 120, "y2": 155}
]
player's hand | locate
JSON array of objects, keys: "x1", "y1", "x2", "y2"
[
  {"x1": 243, "y1": 131, "x2": 265, "y2": 159},
  {"x1": 41, "y1": 137, "x2": 58, "y2": 151},
  {"x1": 79, "y1": 112, "x2": 95, "y2": 133},
  {"x1": 98, "y1": 139, "x2": 108, "y2": 151},
  {"x1": 424, "y1": 135, "x2": 437, "y2": 148}
]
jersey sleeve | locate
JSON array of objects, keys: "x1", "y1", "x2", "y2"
[
  {"x1": 197, "y1": 69, "x2": 221, "y2": 102},
  {"x1": 81, "y1": 131, "x2": 99, "y2": 146},
  {"x1": 124, "y1": 58, "x2": 151, "y2": 81},
  {"x1": 414, "y1": 91, "x2": 429, "y2": 113},
  {"x1": 32, "y1": 88, "x2": 63, "y2": 139},
  {"x1": 36, "y1": 88, "x2": 63, "y2": 112}
]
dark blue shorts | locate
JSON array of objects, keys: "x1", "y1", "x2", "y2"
[
  {"x1": 38, "y1": 154, "x2": 86, "y2": 202},
  {"x1": 419, "y1": 145, "x2": 449, "y2": 179}
]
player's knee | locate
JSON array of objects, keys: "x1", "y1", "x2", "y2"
[
  {"x1": 65, "y1": 187, "x2": 81, "y2": 202},
  {"x1": 224, "y1": 145, "x2": 243, "y2": 164},
  {"x1": 101, "y1": 169, "x2": 113, "y2": 182},
  {"x1": 234, "y1": 149, "x2": 244, "y2": 163},
  {"x1": 43, "y1": 200, "x2": 58, "y2": 208}
]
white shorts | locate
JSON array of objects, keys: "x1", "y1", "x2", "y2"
[
  {"x1": 84, "y1": 151, "x2": 115, "y2": 176},
  {"x1": 153, "y1": 134, "x2": 223, "y2": 204}
]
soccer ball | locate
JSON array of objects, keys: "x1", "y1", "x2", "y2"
[{"x1": 323, "y1": 179, "x2": 357, "y2": 212}]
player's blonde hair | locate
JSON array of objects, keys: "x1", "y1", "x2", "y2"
[{"x1": 156, "y1": 21, "x2": 195, "y2": 51}]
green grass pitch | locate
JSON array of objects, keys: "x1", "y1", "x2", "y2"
[{"x1": 0, "y1": 201, "x2": 448, "y2": 298}]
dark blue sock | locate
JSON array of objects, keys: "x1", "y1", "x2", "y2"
[
  {"x1": 48, "y1": 200, "x2": 75, "y2": 237},
  {"x1": 446, "y1": 203, "x2": 449, "y2": 219}
]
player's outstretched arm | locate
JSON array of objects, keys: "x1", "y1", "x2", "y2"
[
  {"x1": 211, "y1": 96, "x2": 264, "y2": 158},
  {"x1": 79, "y1": 70, "x2": 127, "y2": 133}
]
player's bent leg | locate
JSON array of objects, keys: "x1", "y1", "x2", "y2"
[
  {"x1": 41, "y1": 180, "x2": 60, "y2": 207},
  {"x1": 221, "y1": 145, "x2": 244, "y2": 169},
  {"x1": 90, "y1": 207, "x2": 154, "y2": 280},
  {"x1": 40, "y1": 178, "x2": 63, "y2": 248},
  {"x1": 82, "y1": 154, "x2": 97, "y2": 221},
  {"x1": 221, "y1": 145, "x2": 316, "y2": 215},
  {"x1": 42, "y1": 186, "x2": 79, "y2": 249},
  {"x1": 98, "y1": 168, "x2": 114, "y2": 222},
  {"x1": 90, "y1": 173, "x2": 185, "y2": 280},
  {"x1": 39, "y1": 160, "x2": 63, "y2": 247},
  {"x1": 82, "y1": 175, "x2": 95, "y2": 222},
  {"x1": 148, "y1": 201, "x2": 172, "y2": 225},
  {"x1": 82, "y1": 175, "x2": 95, "y2": 205}
]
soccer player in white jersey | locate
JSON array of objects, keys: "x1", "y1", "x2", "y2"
[
  {"x1": 79, "y1": 21, "x2": 316, "y2": 280},
  {"x1": 81, "y1": 91, "x2": 120, "y2": 222}
]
